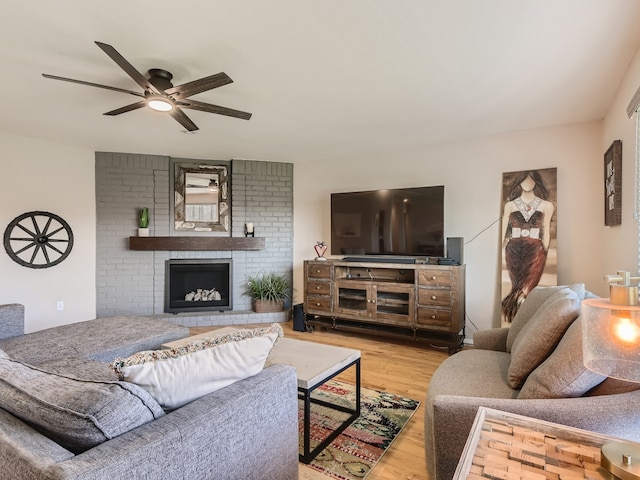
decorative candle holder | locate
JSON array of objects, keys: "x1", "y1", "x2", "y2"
[
  {"x1": 314, "y1": 241, "x2": 327, "y2": 260},
  {"x1": 245, "y1": 223, "x2": 255, "y2": 237}
]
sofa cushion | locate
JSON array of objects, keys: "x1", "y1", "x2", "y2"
[
  {"x1": 506, "y1": 283, "x2": 585, "y2": 352},
  {"x1": 427, "y1": 349, "x2": 518, "y2": 400},
  {"x1": 0, "y1": 315, "x2": 190, "y2": 366},
  {"x1": 0, "y1": 304, "x2": 25, "y2": 340},
  {"x1": 111, "y1": 323, "x2": 283, "y2": 410},
  {"x1": 0, "y1": 356, "x2": 165, "y2": 454},
  {"x1": 508, "y1": 288, "x2": 581, "y2": 389},
  {"x1": 518, "y1": 317, "x2": 606, "y2": 399},
  {"x1": 39, "y1": 358, "x2": 120, "y2": 382}
]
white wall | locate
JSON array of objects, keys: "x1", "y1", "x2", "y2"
[
  {"x1": 0, "y1": 132, "x2": 96, "y2": 333},
  {"x1": 602, "y1": 44, "x2": 640, "y2": 275},
  {"x1": 293, "y1": 121, "x2": 604, "y2": 337}
]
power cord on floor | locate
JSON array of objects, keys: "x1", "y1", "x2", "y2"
[{"x1": 465, "y1": 313, "x2": 479, "y2": 334}]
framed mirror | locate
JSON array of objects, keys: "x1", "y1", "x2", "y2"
[{"x1": 171, "y1": 160, "x2": 230, "y2": 234}]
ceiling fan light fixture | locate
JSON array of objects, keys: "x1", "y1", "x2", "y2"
[
  {"x1": 146, "y1": 95, "x2": 174, "y2": 112},
  {"x1": 42, "y1": 42, "x2": 252, "y2": 131}
]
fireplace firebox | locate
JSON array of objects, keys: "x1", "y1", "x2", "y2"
[{"x1": 165, "y1": 259, "x2": 232, "y2": 313}]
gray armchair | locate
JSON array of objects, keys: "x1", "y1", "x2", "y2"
[{"x1": 424, "y1": 286, "x2": 640, "y2": 480}]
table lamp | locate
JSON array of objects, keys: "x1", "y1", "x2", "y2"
[{"x1": 582, "y1": 271, "x2": 640, "y2": 480}]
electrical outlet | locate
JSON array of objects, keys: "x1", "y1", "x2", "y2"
[{"x1": 56, "y1": 301, "x2": 64, "y2": 311}]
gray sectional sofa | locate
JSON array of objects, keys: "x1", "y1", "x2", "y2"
[
  {"x1": 0, "y1": 304, "x2": 299, "y2": 480},
  {"x1": 425, "y1": 285, "x2": 640, "y2": 480}
]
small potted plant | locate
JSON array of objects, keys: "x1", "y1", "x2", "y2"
[
  {"x1": 138, "y1": 207, "x2": 150, "y2": 237},
  {"x1": 243, "y1": 272, "x2": 291, "y2": 313}
]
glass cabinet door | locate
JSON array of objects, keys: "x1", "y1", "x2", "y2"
[
  {"x1": 376, "y1": 289, "x2": 410, "y2": 316},
  {"x1": 374, "y1": 283, "x2": 415, "y2": 325},
  {"x1": 335, "y1": 281, "x2": 371, "y2": 317}
]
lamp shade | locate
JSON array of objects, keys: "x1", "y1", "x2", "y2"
[{"x1": 582, "y1": 298, "x2": 640, "y2": 382}]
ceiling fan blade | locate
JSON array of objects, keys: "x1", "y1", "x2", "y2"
[
  {"x1": 94, "y1": 41, "x2": 160, "y2": 94},
  {"x1": 103, "y1": 101, "x2": 147, "y2": 116},
  {"x1": 42, "y1": 74, "x2": 145, "y2": 97},
  {"x1": 165, "y1": 72, "x2": 233, "y2": 98},
  {"x1": 169, "y1": 107, "x2": 199, "y2": 131},
  {"x1": 179, "y1": 98, "x2": 252, "y2": 120}
]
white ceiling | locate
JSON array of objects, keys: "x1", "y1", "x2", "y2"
[{"x1": 2, "y1": 1, "x2": 640, "y2": 164}]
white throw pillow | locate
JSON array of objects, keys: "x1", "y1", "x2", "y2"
[{"x1": 111, "y1": 323, "x2": 283, "y2": 410}]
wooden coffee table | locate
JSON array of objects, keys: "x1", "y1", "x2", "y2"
[
  {"x1": 266, "y1": 337, "x2": 361, "y2": 463},
  {"x1": 162, "y1": 328, "x2": 362, "y2": 463}
]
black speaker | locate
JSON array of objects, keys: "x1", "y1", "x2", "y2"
[
  {"x1": 446, "y1": 237, "x2": 464, "y2": 265},
  {"x1": 292, "y1": 303, "x2": 306, "y2": 332}
]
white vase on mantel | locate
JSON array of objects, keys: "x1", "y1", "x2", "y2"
[{"x1": 138, "y1": 228, "x2": 150, "y2": 237}]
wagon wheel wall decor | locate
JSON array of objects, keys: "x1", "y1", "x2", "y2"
[{"x1": 4, "y1": 211, "x2": 74, "y2": 269}]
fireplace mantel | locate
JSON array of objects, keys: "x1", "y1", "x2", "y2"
[{"x1": 129, "y1": 236, "x2": 265, "y2": 251}]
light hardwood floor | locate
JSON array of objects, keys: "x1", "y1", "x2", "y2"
[{"x1": 190, "y1": 321, "x2": 450, "y2": 480}]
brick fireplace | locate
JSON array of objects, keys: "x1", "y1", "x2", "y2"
[{"x1": 94, "y1": 154, "x2": 293, "y2": 327}]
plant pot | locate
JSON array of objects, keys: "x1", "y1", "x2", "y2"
[
  {"x1": 253, "y1": 299, "x2": 284, "y2": 313},
  {"x1": 138, "y1": 228, "x2": 150, "y2": 237}
]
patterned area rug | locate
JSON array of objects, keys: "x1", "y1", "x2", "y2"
[{"x1": 299, "y1": 380, "x2": 420, "y2": 480}]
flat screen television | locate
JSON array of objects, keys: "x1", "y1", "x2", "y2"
[{"x1": 330, "y1": 185, "x2": 444, "y2": 258}]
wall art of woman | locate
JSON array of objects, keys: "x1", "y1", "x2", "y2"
[{"x1": 501, "y1": 169, "x2": 556, "y2": 323}]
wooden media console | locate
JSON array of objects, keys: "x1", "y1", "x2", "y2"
[{"x1": 303, "y1": 259, "x2": 465, "y2": 353}]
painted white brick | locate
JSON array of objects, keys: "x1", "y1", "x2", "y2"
[{"x1": 96, "y1": 155, "x2": 293, "y2": 323}]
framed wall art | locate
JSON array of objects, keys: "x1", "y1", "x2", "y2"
[
  {"x1": 500, "y1": 168, "x2": 558, "y2": 326},
  {"x1": 604, "y1": 140, "x2": 622, "y2": 226}
]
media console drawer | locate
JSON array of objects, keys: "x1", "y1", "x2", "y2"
[
  {"x1": 308, "y1": 264, "x2": 331, "y2": 279},
  {"x1": 417, "y1": 270, "x2": 452, "y2": 288},
  {"x1": 418, "y1": 289, "x2": 451, "y2": 307},
  {"x1": 306, "y1": 296, "x2": 332, "y2": 312},
  {"x1": 307, "y1": 280, "x2": 331, "y2": 295},
  {"x1": 416, "y1": 307, "x2": 453, "y2": 329}
]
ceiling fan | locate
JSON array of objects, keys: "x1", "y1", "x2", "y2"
[{"x1": 42, "y1": 41, "x2": 252, "y2": 132}]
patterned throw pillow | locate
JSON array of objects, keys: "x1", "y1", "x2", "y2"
[{"x1": 111, "y1": 323, "x2": 283, "y2": 410}]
